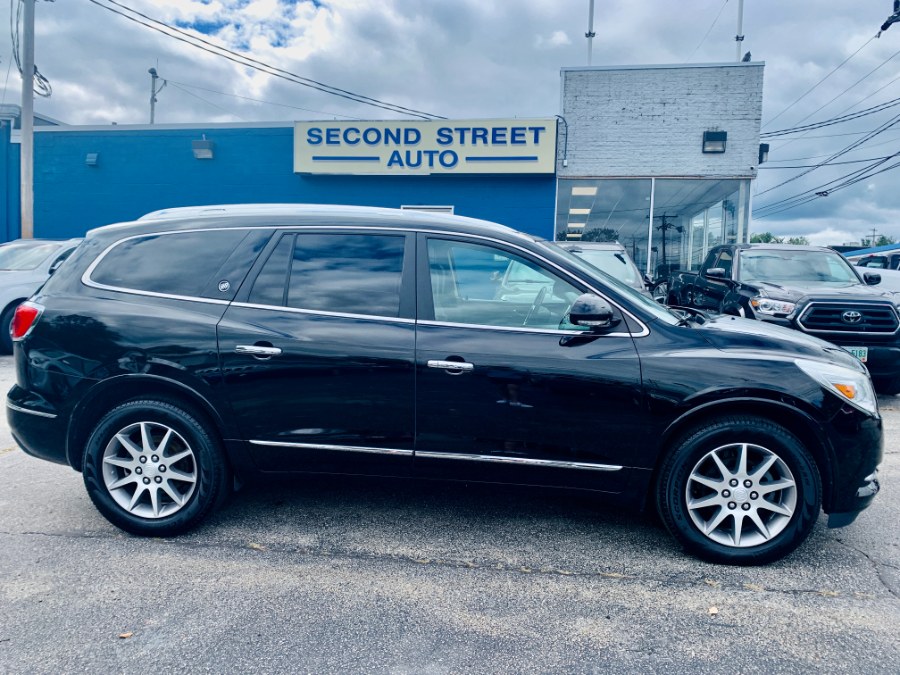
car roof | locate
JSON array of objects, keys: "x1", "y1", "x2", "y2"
[
  {"x1": 89, "y1": 203, "x2": 529, "y2": 243},
  {"x1": 734, "y1": 243, "x2": 837, "y2": 254},
  {"x1": 557, "y1": 242, "x2": 626, "y2": 251},
  {"x1": 0, "y1": 238, "x2": 81, "y2": 246}
]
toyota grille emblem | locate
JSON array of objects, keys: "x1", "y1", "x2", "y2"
[{"x1": 841, "y1": 310, "x2": 863, "y2": 324}]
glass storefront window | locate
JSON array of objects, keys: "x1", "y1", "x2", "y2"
[{"x1": 556, "y1": 178, "x2": 750, "y2": 279}]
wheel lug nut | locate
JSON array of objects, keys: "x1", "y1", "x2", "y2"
[
  {"x1": 742, "y1": 503, "x2": 751, "y2": 511},
  {"x1": 722, "y1": 490, "x2": 731, "y2": 498},
  {"x1": 135, "y1": 467, "x2": 142, "y2": 475},
  {"x1": 744, "y1": 479, "x2": 752, "y2": 488},
  {"x1": 139, "y1": 456, "x2": 147, "y2": 464},
  {"x1": 728, "y1": 502, "x2": 737, "y2": 510},
  {"x1": 151, "y1": 455, "x2": 159, "y2": 463},
  {"x1": 143, "y1": 477, "x2": 151, "y2": 485},
  {"x1": 750, "y1": 491, "x2": 758, "y2": 500},
  {"x1": 730, "y1": 479, "x2": 739, "y2": 487},
  {"x1": 154, "y1": 476, "x2": 162, "y2": 483},
  {"x1": 159, "y1": 465, "x2": 166, "y2": 472}
]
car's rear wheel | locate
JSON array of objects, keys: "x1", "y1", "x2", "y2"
[
  {"x1": 657, "y1": 416, "x2": 821, "y2": 565},
  {"x1": 82, "y1": 399, "x2": 230, "y2": 536}
]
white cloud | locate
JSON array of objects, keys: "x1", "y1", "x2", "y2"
[{"x1": 535, "y1": 30, "x2": 571, "y2": 49}]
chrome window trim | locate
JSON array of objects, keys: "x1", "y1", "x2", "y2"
[
  {"x1": 6, "y1": 401, "x2": 58, "y2": 419},
  {"x1": 415, "y1": 450, "x2": 623, "y2": 472},
  {"x1": 80, "y1": 224, "x2": 651, "y2": 336},
  {"x1": 418, "y1": 319, "x2": 601, "y2": 337},
  {"x1": 797, "y1": 301, "x2": 900, "y2": 336},
  {"x1": 249, "y1": 440, "x2": 413, "y2": 456},
  {"x1": 230, "y1": 302, "x2": 416, "y2": 324}
]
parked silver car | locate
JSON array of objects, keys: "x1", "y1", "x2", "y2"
[
  {"x1": 557, "y1": 242, "x2": 653, "y2": 297},
  {"x1": 0, "y1": 238, "x2": 82, "y2": 352}
]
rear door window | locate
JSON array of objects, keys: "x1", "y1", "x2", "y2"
[
  {"x1": 248, "y1": 232, "x2": 409, "y2": 318},
  {"x1": 90, "y1": 230, "x2": 249, "y2": 298}
]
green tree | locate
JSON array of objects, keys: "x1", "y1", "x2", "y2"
[
  {"x1": 749, "y1": 232, "x2": 784, "y2": 244},
  {"x1": 875, "y1": 235, "x2": 896, "y2": 247},
  {"x1": 786, "y1": 236, "x2": 810, "y2": 245},
  {"x1": 581, "y1": 227, "x2": 618, "y2": 242}
]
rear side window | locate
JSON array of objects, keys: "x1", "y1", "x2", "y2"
[
  {"x1": 248, "y1": 232, "x2": 406, "y2": 317},
  {"x1": 90, "y1": 230, "x2": 248, "y2": 297}
]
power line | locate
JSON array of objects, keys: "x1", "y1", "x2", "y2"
[
  {"x1": 687, "y1": 0, "x2": 729, "y2": 60},
  {"x1": 756, "y1": 110, "x2": 900, "y2": 196},
  {"x1": 86, "y1": 0, "x2": 444, "y2": 120},
  {"x1": 765, "y1": 134, "x2": 900, "y2": 161},
  {"x1": 761, "y1": 95, "x2": 900, "y2": 137},
  {"x1": 763, "y1": 34, "x2": 877, "y2": 130},
  {"x1": 165, "y1": 79, "x2": 362, "y2": 120},
  {"x1": 167, "y1": 81, "x2": 247, "y2": 121},
  {"x1": 758, "y1": 155, "x2": 893, "y2": 168}
]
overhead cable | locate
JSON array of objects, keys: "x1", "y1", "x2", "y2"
[{"x1": 86, "y1": 0, "x2": 444, "y2": 120}]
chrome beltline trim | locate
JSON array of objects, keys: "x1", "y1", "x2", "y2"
[
  {"x1": 230, "y1": 302, "x2": 416, "y2": 324},
  {"x1": 249, "y1": 440, "x2": 413, "y2": 456},
  {"x1": 81, "y1": 225, "x2": 651, "y2": 337},
  {"x1": 415, "y1": 450, "x2": 623, "y2": 471},
  {"x1": 418, "y1": 319, "x2": 627, "y2": 337},
  {"x1": 6, "y1": 401, "x2": 58, "y2": 419}
]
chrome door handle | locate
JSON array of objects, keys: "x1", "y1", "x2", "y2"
[
  {"x1": 235, "y1": 345, "x2": 283, "y2": 357},
  {"x1": 427, "y1": 359, "x2": 474, "y2": 372}
]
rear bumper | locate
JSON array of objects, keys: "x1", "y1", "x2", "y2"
[{"x1": 6, "y1": 385, "x2": 70, "y2": 466}]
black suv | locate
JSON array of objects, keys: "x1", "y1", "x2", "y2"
[{"x1": 7, "y1": 205, "x2": 882, "y2": 565}]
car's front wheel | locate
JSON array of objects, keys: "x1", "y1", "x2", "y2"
[
  {"x1": 82, "y1": 399, "x2": 230, "y2": 536},
  {"x1": 657, "y1": 416, "x2": 821, "y2": 565}
]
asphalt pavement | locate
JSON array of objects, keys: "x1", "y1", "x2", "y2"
[{"x1": 0, "y1": 355, "x2": 898, "y2": 673}]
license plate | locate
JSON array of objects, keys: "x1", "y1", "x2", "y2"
[{"x1": 847, "y1": 347, "x2": 868, "y2": 363}]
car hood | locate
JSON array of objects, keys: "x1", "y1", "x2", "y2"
[
  {"x1": 694, "y1": 313, "x2": 866, "y2": 372},
  {"x1": 750, "y1": 280, "x2": 896, "y2": 303}
]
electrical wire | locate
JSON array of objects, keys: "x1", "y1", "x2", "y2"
[
  {"x1": 167, "y1": 81, "x2": 247, "y2": 122},
  {"x1": 87, "y1": 0, "x2": 443, "y2": 120},
  {"x1": 164, "y1": 79, "x2": 362, "y2": 120},
  {"x1": 758, "y1": 155, "x2": 893, "y2": 169},
  {"x1": 687, "y1": 0, "x2": 729, "y2": 60},
  {"x1": 761, "y1": 96, "x2": 900, "y2": 138},
  {"x1": 763, "y1": 34, "x2": 877, "y2": 130}
]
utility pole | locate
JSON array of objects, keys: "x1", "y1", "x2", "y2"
[
  {"x1": 20, "y1": 0, "x2": 35, "y2": 239},
  {"x1": 149, "y1": 67, "x2": 166, "y2": 124},
  {"x1": 586, "y1": 0, "x2": 596, "y2": 66},
  {"x1": 735, "y1": 0, "x2": 745, "y2": 62}
]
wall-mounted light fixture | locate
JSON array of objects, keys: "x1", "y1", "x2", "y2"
[
  {"x1": 702, "y1": 130, "x2": 727, "y2": 153},
  {"x1": 758, "y1": 143, "x2": 770, "y2": 164},
  {"x1": 192, "y1": 135, "x2": 214, "y2": 159},
  {"x1": 85, "y1": 153, "x2": 99, "y2": 167}
]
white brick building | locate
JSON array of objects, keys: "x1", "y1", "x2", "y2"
[{"x1": 557, "y1": 63, "x2": 765, "y2": 277}]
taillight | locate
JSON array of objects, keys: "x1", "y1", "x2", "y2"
[{"x1": 10, "y1": 302, "x2": 43, "y2": 341}]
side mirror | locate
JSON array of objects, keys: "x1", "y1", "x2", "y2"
[
  {"x1": 704, "y1": 267, "x2": 727, "y2": 279},
  {"x1": 864, "y1": 272, "x2": 882, "y2": 286},
  {"x1": 569, "y1": 293, "x2": 620, "y2": 331}
]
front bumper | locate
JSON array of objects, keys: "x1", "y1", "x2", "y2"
[
  {"x1": 823, "y1": 408, "x2": 883, "y2": 526},
  {"x1": 828, "y1": 468, "x2": 880, "y2": 527},
  {"x1": 6, "y1": 385, "x2": 69, "y2": 466}
]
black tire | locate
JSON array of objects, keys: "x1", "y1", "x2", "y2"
[
  {"x1": 656, "y1": 415, "x2": 821, "y2": 565},
  {"x1": 0, "y1": 303, "x2": 18, "y2": 354},
  {"x1": 873, "y1": 376, "x2": 900, "y2": 396},
  {"x1": 82, "y1": 399, "x2": 230, "y2": 536}
]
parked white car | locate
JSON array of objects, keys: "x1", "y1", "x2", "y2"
[{"x1": 0, "y1": 238, "x2": 82, "y2": 352}]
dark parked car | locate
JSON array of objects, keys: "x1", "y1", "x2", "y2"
[
  {"x1": 556, "y1": 242, "x2": 653, "y2": 297},
  {"x1": 7, "y1": 205, "x2": 882, "y2": 565},
  {"x1": 668, "y1": 244, "x2": 900, "y2": 393}
]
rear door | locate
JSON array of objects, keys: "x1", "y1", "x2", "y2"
[{"x1": 216, "y1": 228, "x2": 417, "y2": 474}]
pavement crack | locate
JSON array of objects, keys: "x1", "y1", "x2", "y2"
[{"x1": 834, "y1": 538, "x2": 899, "y2": 599}]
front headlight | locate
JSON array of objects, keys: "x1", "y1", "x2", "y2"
[
  {"x1": 795, "y1": 359, "x2": 878, "y2": 416},
  {"x1": 750, "y1": 296, "x2": 796, "y2": 316}
]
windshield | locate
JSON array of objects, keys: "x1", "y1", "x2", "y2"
[
  {"x1": 739, "y1": 249, "x2": 860, "y2": 285},
  {"x1": 0, "y1": 242, "x2": 60, "y2": 271},
  {"x1": 540, "y1": 242, "x2": 681, "y2": 325},
  {"x1": 570, "y1": 249, "x2": 642, "y2": 289}
]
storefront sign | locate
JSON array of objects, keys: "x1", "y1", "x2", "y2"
[{"x1": 294, "y1": 118, "x2": 557, "y2": 175}]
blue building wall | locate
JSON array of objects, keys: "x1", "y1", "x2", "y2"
[
  {"x1": 26, "y1": 125, "x2": 556, "y2": 241},
  {"x1": 1, "y1": 120, "x2": 21, "y2": 241}
]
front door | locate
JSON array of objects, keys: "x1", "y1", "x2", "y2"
[
  {"x1": 217, "y1": 229, "x2": 416, "y2": 474},
  {"x1": 414, "y1": 234, "x2": 646, "y2": 493}
]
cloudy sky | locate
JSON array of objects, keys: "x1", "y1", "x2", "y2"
[{"x1": 1, "y1": 0, "x2": 899, "y2": 245}]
